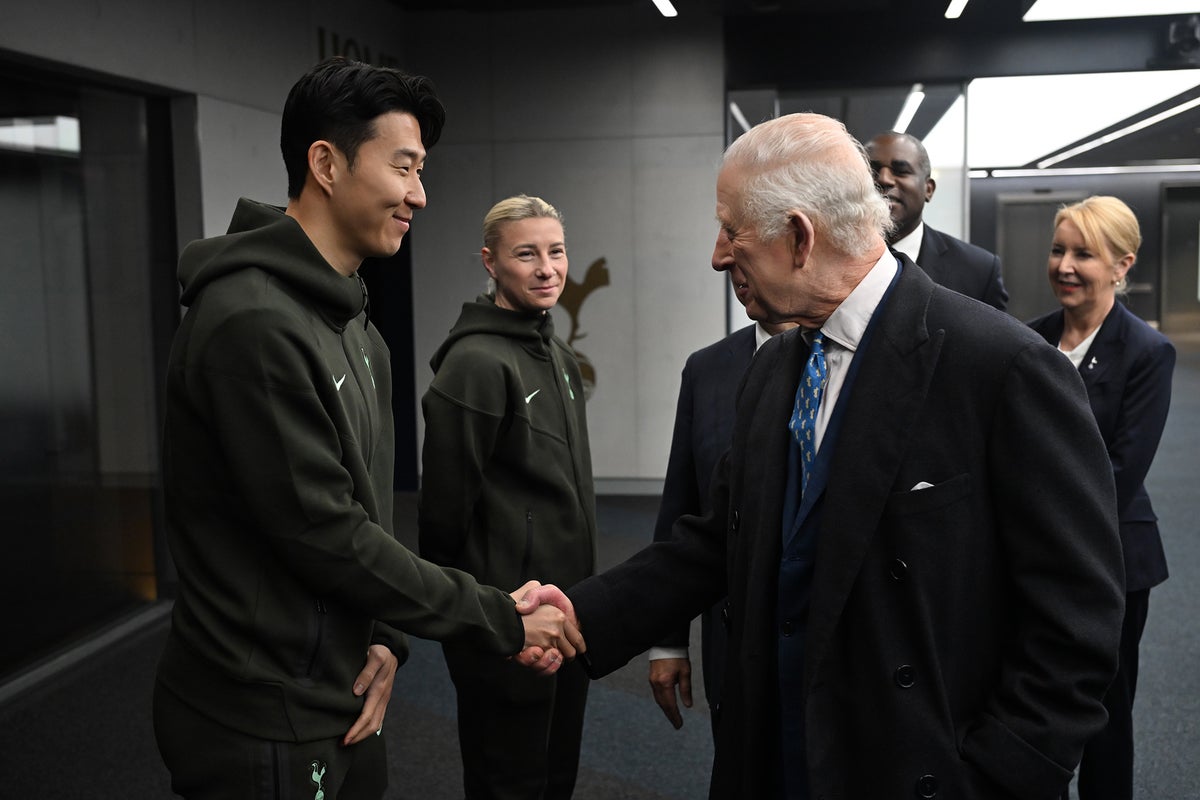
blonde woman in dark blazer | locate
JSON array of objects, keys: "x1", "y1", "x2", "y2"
[{"x1": 1028, "y1": 195, "x2": 1175, "y2": 800}]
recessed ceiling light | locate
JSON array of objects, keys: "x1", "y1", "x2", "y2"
[{"x1": 1024, "y1": 0, "x2": 1200, "y2": 22}]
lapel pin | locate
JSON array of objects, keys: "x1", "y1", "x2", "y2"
[{"x1": 1087, "y1": 356, "x2": 1098, "y2": 370}]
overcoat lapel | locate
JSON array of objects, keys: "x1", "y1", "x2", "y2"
[
  {"x1": 802, "y1": 265, "x2": 944, "y2": 692},
  {"x1": 730, "y1": 327, "x2": 805, "y2": 661}
]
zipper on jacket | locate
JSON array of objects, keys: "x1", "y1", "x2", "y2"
[
  {"x1": 306, "y1": 598, "x2": 328, "y2": 677},
  {"x1": 521, "y1": 510, "x2": 534, "y2": 582},
  {"x1": 360, "y1": 346, "x2": 376, "y2": 390},
  {"x1": 354, "y1": 272, "x2": 371, "y2": 329}
]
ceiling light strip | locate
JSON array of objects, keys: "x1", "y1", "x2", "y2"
[
  {"x1": 945, "y1": 0, "x2": 970, "y2": 19},
  {"x1": 893, "y1": 84, "x2": 925, "y2": 133},
  {"x1": 651, "y1": 0, "x2": 678, "y2": 17},
  {"x1": 1037, "y1": 95, "x2": 1200, "y2": 169},
  {"x1": 728, "y1": 102, "x2": 752, "y2": 134},
  {"x1": 1024, "y1": 0, "x2": 1200, "y2": 22},
  {"x1": 978, "y1": 164, "x2": 1200, "y2": 178}
]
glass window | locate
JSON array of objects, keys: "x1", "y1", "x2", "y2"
[{"x1": 0, "y1": 63, "x2": 177, "y2": 681}]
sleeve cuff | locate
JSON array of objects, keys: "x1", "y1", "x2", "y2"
[{"x1": 648, "y1": 646, "x2": 689, "y2": 661}]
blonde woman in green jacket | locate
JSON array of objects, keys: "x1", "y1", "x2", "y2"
[{"x1": 420, "y1": 195, "x2": 597, "y2": 800}]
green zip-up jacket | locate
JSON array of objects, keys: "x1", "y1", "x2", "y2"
[
  {"x1": 418, "y1": 296, "x2": 597, "y2": 593},
  {"x1": 157, "y1": 199, "x2": 524, "y2": 742}
]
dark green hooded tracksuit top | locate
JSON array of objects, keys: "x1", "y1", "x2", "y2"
[
  {"x1": 156, "y1": 199, "x2": 524, "y2": 743},
  {"x1": 418, "y1": 296, "x2": 597, "y2": 595}
]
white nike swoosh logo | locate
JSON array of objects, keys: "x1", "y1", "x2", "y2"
[
  {"x1": 524, "y1": 389, "x2": 541, "y2": 404},
  {"x1": 334, "y1": 374, "x2": 347, "y2": 391}
]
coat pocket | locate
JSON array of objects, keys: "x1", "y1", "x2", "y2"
[{"x1": 885, "y1": 473, "x2": 970, "y2": 517}]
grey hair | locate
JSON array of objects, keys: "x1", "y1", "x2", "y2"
[{"x1": 724, "y1": 113, "x2": 892, "y2": 256}]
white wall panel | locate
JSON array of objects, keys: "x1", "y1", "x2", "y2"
[
  {"x1": 631, "y1": 135, "x2": 726, "y2": 479},
  {"x1": 194, "y1": 97, "x2": 287, "y2": 236},
  {"x1": 410, "y1": 142, "x2": 498, "y2": 453},
  {"x1": 488, "y1": 10, "x2": 636, "y2": 143},
  {"x1": 0, "y1": 0, "x2": 199, "y2": 90},
  {"x1": 492, "y1": 138, "x2": 639, "y2": 478},
  {"x1": 631, "y1": 16, "x2": 725, "y2": 138},
  {"x1": 192, "y1": 0, "x2": 313, "y2": 112}
]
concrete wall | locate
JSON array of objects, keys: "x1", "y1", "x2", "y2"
[
  {"x1": 1, "y1": 1, "x2": 729, "y2": 487},
  {"x1": 400, "y1": 7, "x2": 726, "y2": 486}
]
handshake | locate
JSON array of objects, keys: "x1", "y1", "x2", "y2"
[{"x1": 508, "y1": 581, "x2": 587, "y2": 675}]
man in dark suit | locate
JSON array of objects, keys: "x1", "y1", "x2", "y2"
[
  {"x1": 646, "y1": 291, "x2": 794, "y2": 733},
  {"x1": 534, "y1": 113, "x2": 1124, "y2": 799},
  {"x1": 866, "y1": 131, "x2": 1008, "y2": 310}
]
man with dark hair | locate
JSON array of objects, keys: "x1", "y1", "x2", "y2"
[
  {"x1": 279, "y1": 58, "x2": 447, "y2": 199},
  {"x1": 529, "y1": 113, "x2": 1123, "y2": 799},
  {"x1": 153, "y1": 57, "x2": 580, "y2": 800},
  {"x1": 866, "y1": 131, "x2": 1008, "y2": 311}
]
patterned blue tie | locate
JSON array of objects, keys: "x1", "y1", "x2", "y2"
[{"x1": 789, "y1": 331, "x2": 827, "y2": 495}]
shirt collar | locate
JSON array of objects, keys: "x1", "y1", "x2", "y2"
[
  {"x1": 754, "y1": 321, "x2": 773, "y2": 351},
  {"x1": 890, "y1": 220, "x2": 925, "y2": 264},
  {"x1": 820, "y1": 250, "x2": 900, "y2": 354}
]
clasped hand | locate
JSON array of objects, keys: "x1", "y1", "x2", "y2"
[{"x1": 509, "y1": 580, "x2": 586, "y2": 676}]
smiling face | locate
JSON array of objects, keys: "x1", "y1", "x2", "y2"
[
  {"x1": 866, "y1": 133, "x2": 934, "y2": 244},
  {"x1": 328, "y1": 110, "x2": 427, "y2": 266},
  {"x1": 483, "y1": 216, "x2": 568, "y2": 313},
  {"x1": 712, "y1": 162, "x2": 804, "y2": 326},
  {"x1": 1047, "y1": 218, "x2": 1131, "y2": 318}
]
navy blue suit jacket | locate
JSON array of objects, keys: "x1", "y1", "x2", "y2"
[
  {"x1": 1028, "y1": 301, "x2": 1174, "y2": 591},
  {"x1": 652, "y1": 323, "x2": 756, "y2": 705},
  {"x1": 916, "y1": 225, "x2": 1008, "y2": 311}
]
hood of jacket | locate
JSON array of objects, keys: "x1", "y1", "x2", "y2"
[
  {"x1": 177, "y1": 198, "x2": 366, "y2": 329},
  {"x1": 430, "y1": 294, "x2": 556, "y2": 372}
]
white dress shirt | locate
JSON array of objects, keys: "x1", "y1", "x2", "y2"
[
  {"x1": 1059, "y1": 324, "x2": 1101, "y2": 370},
  {"x1": 889, "y1": 220, "x2": 925, "y2": 265},
  {"x1": 809, "y1": 250, "x2": 901, "y2": 453}
]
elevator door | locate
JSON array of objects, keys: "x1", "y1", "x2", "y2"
[{"x1": 995, "y1": 191, "x2": 1085, "y2": 321}]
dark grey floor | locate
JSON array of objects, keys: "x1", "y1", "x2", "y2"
[{"x1": 1, "y1": 335, "x2": 1197, "y2": 799}]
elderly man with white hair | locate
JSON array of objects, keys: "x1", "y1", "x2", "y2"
[{"x1": 532, "y1": 113, "x2": 1125, "y2": 800}]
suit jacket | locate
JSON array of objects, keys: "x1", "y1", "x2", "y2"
[
  {"x1": 915, "y1": 224, "x2": 1008, "y2": 311},
  {"x1": 1028, "y1": 301, "x2": 1174, "y2": 591},
  {"x1": 571, "y1": 261, "x2": 1124, "y2": 800},
  {"x1": 652, "y1": 323, "x2": 756, "y2": 705}
]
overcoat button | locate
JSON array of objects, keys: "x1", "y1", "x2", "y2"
[
  {"x1": 781, "y1": 619, "x2": 794, "y2": 637},
  {"x1": 915, "y1": 773, "x2": 939, "y2": 798},
  {"x1": 895, "y1": 664, "x2": 915, "y2": 688},
  {"x1": 730, "y1": 510, "x2": 740, "y2": 532},
  {"x1": 721, "y1": 602, "x2": 731, "y2": 629},
  {"x1": 890, "y1": 558, "x2": 908, "y2": 580}
]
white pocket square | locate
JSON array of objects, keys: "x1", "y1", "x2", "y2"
[{"x1": 910, "y1": 481, "x2": 934, "y2": 491}]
